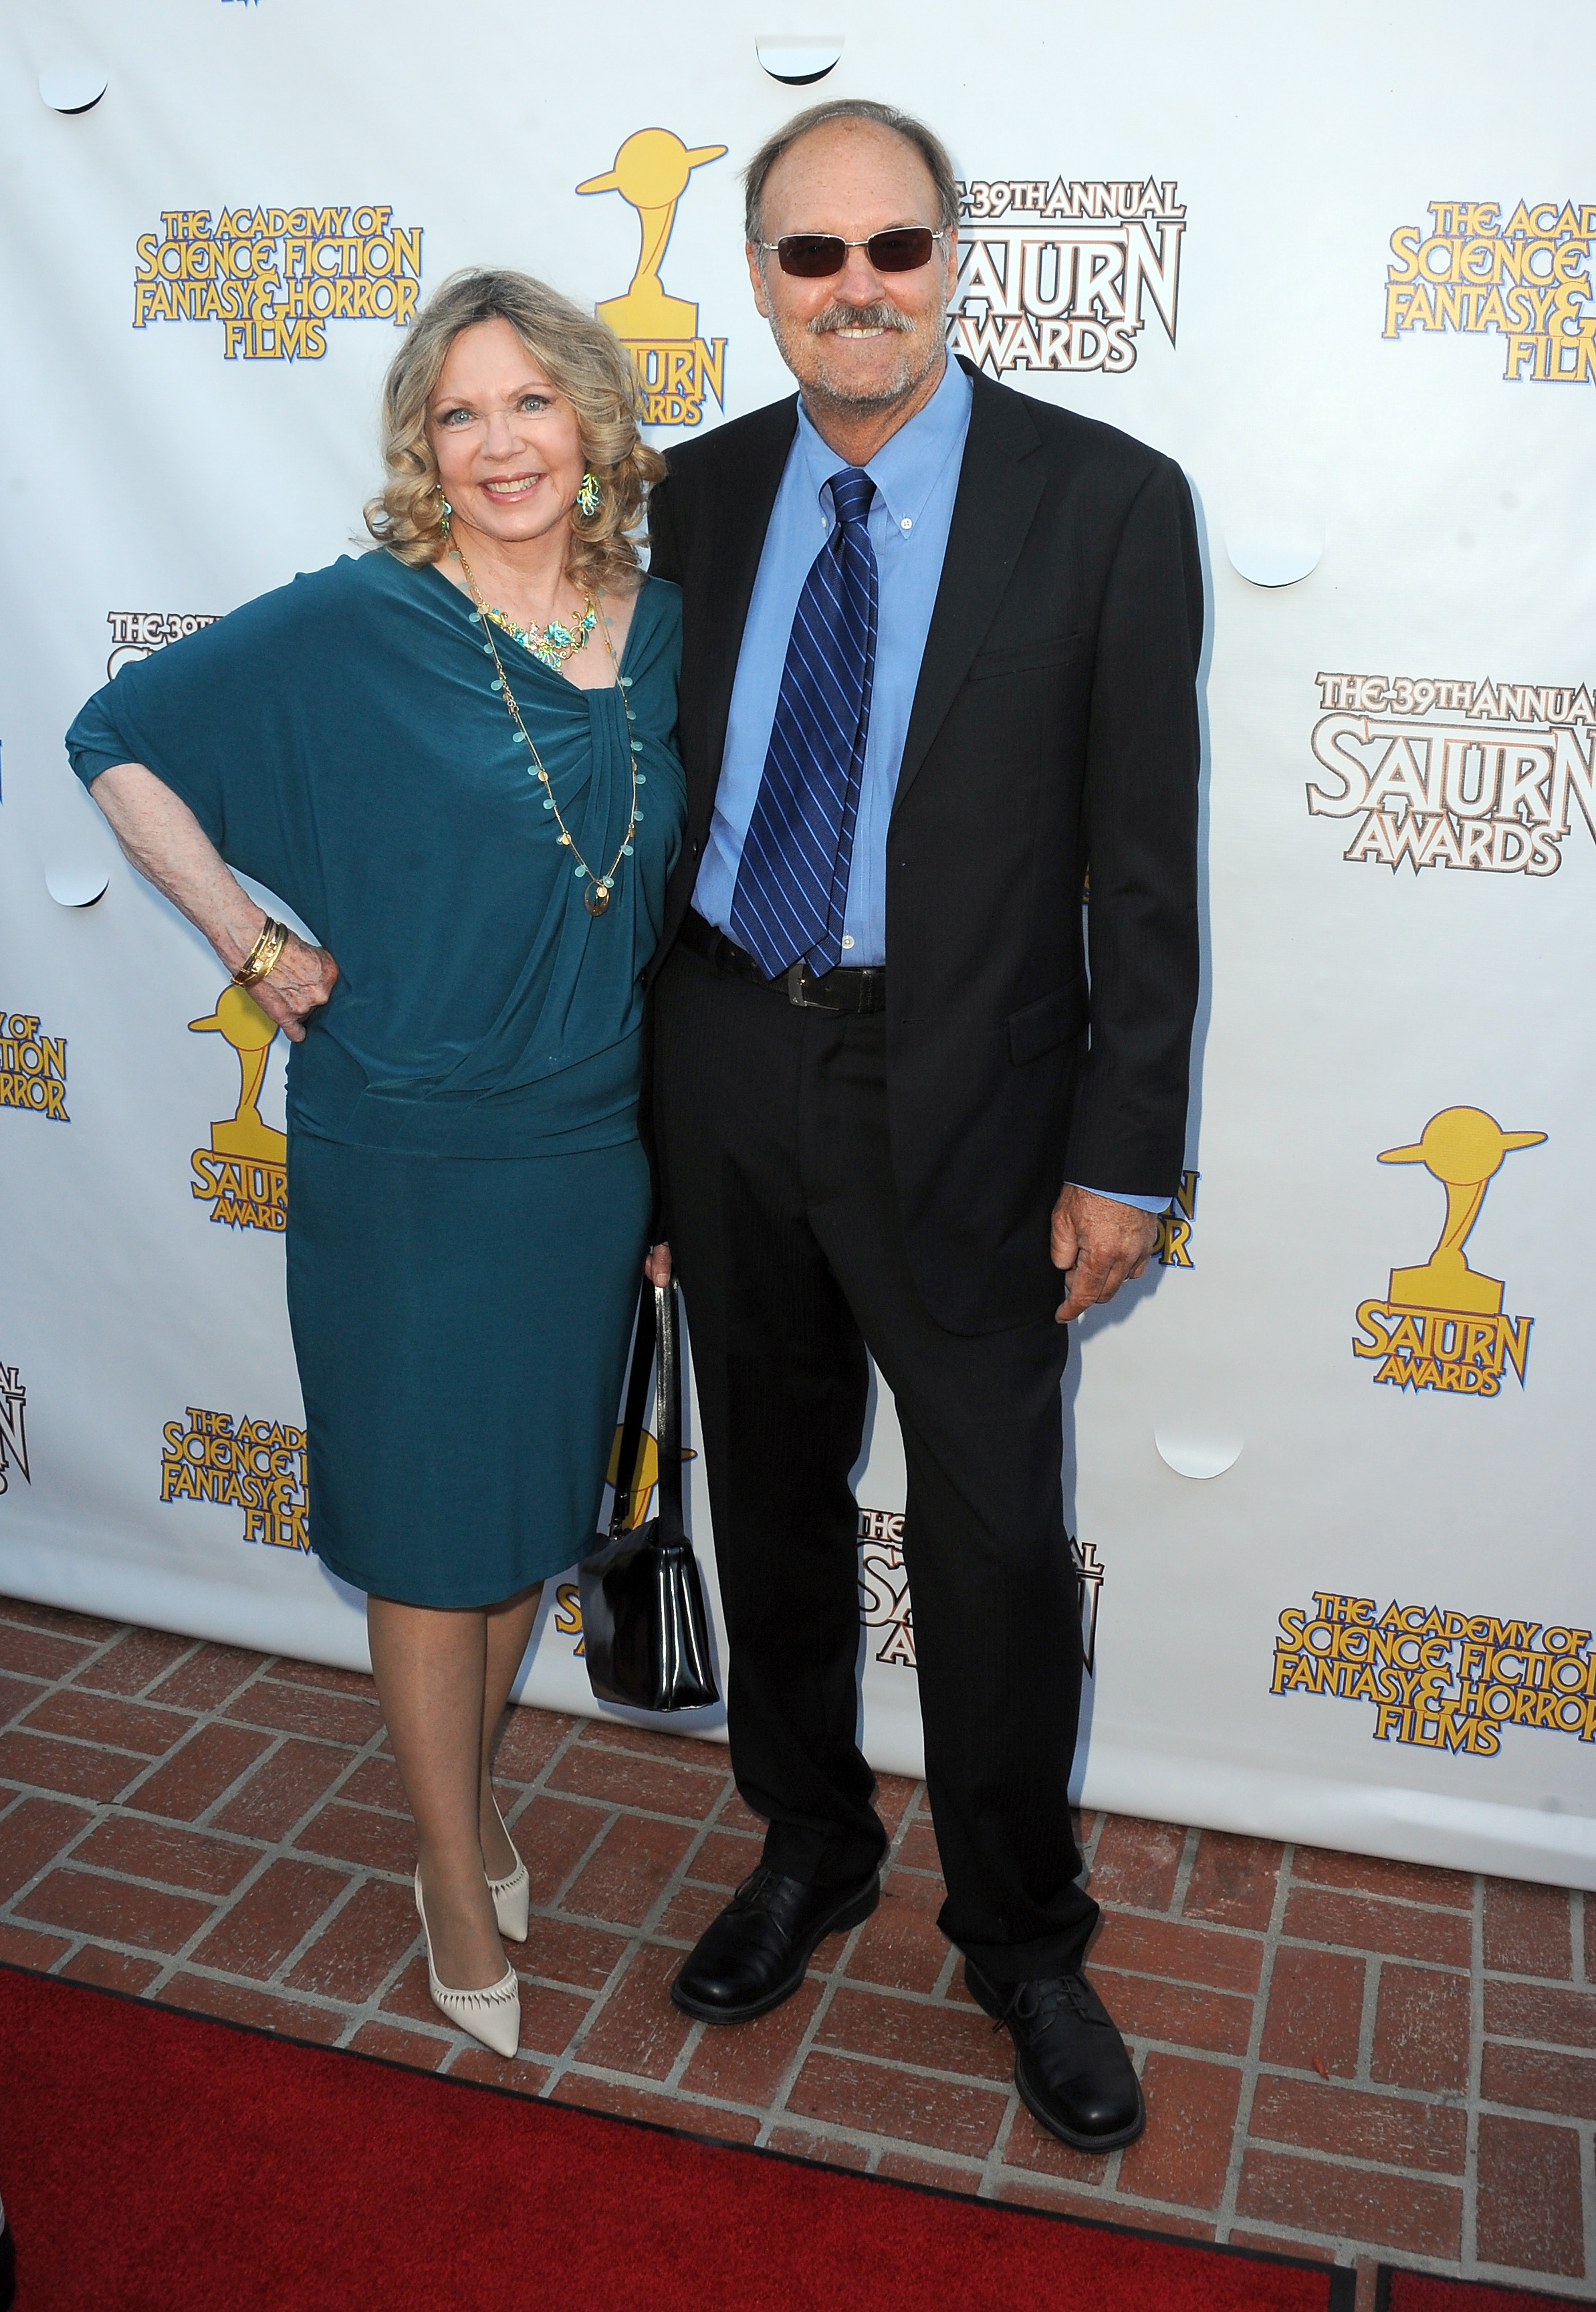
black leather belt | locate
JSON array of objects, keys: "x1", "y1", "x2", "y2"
[{"x1": 679, "y1": 908, "x2": 887, "y2": 1015}]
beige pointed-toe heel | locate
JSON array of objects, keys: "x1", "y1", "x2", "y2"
[
  {"x1": 484, "y1": 1798, "x2": 529, "y2": 1943},
  {"x1": 413, "y1": 1867, "x2": 521, "y2": 2059}
]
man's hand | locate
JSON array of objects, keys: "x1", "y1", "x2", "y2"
[
  {"x1": 645, "y1": 1242, "x2": 673, "y2": 1287},
  {"x1": 252, "y1": 933, "x2": 338, "y2": 1043},
  {"x1": 1050, "y1": 1185, "x2": 1158, "y2": 1323}
]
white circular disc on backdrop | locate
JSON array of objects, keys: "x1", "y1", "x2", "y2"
[
  {"x1": 1224, "y1": 530, "x2": 1324, "y2": 587},
  {"x1": 38, "y1": 64, "x2": 108, "y2": 114},
  {"x1": 1155, "y1": 1427, "x2": 1245, "y2": 1480},
  {"x1": 44, "y1": 861, "x2": 111, "y2": 908},
  {"x1": 755, "y1": 36, "x2": 844, "y2": 83}
]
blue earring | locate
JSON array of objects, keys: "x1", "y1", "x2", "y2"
[{"x1": 575, "y1": 471, "x2": 602, "y2": 519}]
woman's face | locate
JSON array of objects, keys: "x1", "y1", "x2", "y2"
[{"x1": 427, "y1": 317, "x2": 586, "y2": 553}]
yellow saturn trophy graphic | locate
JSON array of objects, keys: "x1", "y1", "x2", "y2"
[
  {"x1": 1353, "y1": 1106, "x2": 1545, "y2": 1396},
  {"x1": 187, "y1": 985, "x2": 288, "y2": 1234},
  {"x1": 577, "y1": 128, "x2": 728, "y2": 427}
]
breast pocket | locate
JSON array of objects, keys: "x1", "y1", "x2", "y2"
[{"x1": 1008, "y1": 976, "x2": 1089, "y2": 1067}]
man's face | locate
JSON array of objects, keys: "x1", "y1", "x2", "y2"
[{"x1": 745, "y1": 121, "x2": 958, "y2": 416}]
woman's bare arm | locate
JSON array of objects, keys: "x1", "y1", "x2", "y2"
[{"x1": 88, "y1": 762, "x2": 338, "y2": 1040}]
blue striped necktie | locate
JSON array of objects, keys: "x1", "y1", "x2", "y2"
[{"x1": 729, "y1": 467, "x2": 879, "y2": 979}]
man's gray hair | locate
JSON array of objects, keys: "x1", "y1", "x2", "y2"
[{"x1": 744, "y1": 99, "x2": 960, "y2": 244}]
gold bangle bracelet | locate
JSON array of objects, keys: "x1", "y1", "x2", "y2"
[{"x1": 232, "y1": 918, "x2": 288, "y2": 987}]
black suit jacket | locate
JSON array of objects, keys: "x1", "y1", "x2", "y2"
[{"x1": 647, "y1": 358, "x2": 1203, "y2": 1336}]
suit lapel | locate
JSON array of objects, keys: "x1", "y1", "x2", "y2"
[
  {"x1": 696, "y1": 397, "x2": 798, "y2": 799},
  {"x1": 891, "y1": 366, "x2": 1045, "y2": 813}
]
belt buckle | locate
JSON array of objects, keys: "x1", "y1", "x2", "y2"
[{"x1": 785, "y1": 960, "x2": 838, "y2": 1011}]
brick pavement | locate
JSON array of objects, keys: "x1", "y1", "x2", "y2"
[{"x1": 1, "y1": 1591, "x2": 1591, "y2": 2303}]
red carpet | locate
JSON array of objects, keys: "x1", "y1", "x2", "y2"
[
  {"x1": 0, "y1": 1964, "x2": 1349, "y2": 2311},
  {"x1": 1381, "y1": 2275, "x2": 1578, "y2": 2309}
]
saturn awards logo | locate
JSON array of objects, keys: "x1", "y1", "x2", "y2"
[
  {"x1": 857, "y1": 1512, "x2": 1105, "y2": 1674},
  {"x1": 0, "y1": 1364, "x2": 29, "y2": 1495},
  {"x1": 949, "y1": 176, "x2": 1184, "y2": 379},
  {"x1": 858, "y1": 1510, "x2": 915, "y2": 1669},
  {"x1": 106, "y1": 611, "x2": 218, "y2": 681},
  {"x1": 0, "y1": 1013, "x2": 68, "y2": 1123},
  {"x1": 1385, "y1": 201, "x2": 1595, "y2": 385},
  {"x1": 1272, "y1": 1590, "x2": 1595, "y2": 1756},
  {"x1": 1155, "y1": 1171, "x2": 1199, "y2": 1267},
  {"x1": 577, "y1": 131, "x2": 728, "y2": 427},
  {"x1": 160, "y1": 1406, "x2": 308, "y2": 1550},
  {"x1": 1306, "y1": 670, "x2": 1596, "y2": 877},
  {"x1": 188, "y1": 986, "x2": 286, "y2": 1232},
  {"x1": 133, "y1": 205, "x2": 422, "y2": 361},
  {"x1": 1354, "y1": 1108, "x2": 1544, "y2": 1397}
]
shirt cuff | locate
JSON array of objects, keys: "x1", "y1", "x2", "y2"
[{"x1": 1064, "y1": 1183, "x2": 1171, "y2": 1215}]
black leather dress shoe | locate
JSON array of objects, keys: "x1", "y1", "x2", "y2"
[
  {"x1": 965, "y1": 1956, "x2": 1145, "y2": 2151},
  {"x1": 671, "y1": 1865, "x2": 879, "y2": 2022}
]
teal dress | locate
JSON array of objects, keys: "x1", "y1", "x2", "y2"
[{"x1": 67, "y1": 551, "x2": 685, "y2": 1607}]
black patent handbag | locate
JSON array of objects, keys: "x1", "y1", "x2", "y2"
[{"x1": 578, "y1": 1277, "x2": 719, "y2": 1713}]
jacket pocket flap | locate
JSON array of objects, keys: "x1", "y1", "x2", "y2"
[
  {"x1": 1008, "y1": 977, "x2": 1089, "y2": 1066},
  {"x1": 967, "y1": 635, "x2": 1085, "y2": 681}
]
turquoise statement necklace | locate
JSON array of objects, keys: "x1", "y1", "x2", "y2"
[{"x1": 479, "y1": 593, "x2": 596, "y2": 671}]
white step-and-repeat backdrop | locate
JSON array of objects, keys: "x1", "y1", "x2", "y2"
[{"x1": 3, "y1": 1, "x2": 1593, "y2": 1888}]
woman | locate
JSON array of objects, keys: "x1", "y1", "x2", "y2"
[{"x1": 67, "y1": 271, "x2": 685, "y2": 2057}]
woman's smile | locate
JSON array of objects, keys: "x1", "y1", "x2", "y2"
[{"x1": 479, "y1": 471, "x2": 544, "y2": 501}]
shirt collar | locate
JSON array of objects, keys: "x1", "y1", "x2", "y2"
[{"x1": 795, "y1": 352, "x2": 973, "y2": 534}]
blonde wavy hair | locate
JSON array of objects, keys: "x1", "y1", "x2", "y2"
[{"x1": 364, "y1": 268, "x2": 663, "y2": 596}]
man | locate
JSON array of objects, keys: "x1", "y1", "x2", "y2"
[{"x1": 644, "y1": 98, "x2": 1200, "y2": 2152}]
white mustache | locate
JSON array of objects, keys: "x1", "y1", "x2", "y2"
[{"x1": 807, "y1": 302, "x2": 915, "y2": 336}]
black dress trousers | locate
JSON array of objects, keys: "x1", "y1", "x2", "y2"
[{"x1": 654, "y1": 940, "x2": 1100, "y2": 1982}]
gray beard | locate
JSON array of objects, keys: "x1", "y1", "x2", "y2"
[{"x1": 771, "y1": 306, "x2": 944, "y2": 413}]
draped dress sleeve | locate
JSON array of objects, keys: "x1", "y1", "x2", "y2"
[{"x1": 66, "y1": 553, "x2": 685, "y2": 1159}]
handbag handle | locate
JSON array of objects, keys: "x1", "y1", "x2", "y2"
[
  {"x1": 607, "y1": 1280, "x2": 657, "y2": 1544},
  {"x1": 652, "y1": 1278, "x2": 685, "y2": 1546}
]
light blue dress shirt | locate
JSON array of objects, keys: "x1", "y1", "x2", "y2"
[
  {"x1": 693, "y1": 351, "x2": 972, "y2": 968},
  {"x1": 690, "y1": 354, "x2": 1167, "y2": 1220}
]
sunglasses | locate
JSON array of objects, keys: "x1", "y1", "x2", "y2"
[{"x1": 758, "y1": 227, "x2": 947, "y2": 279}]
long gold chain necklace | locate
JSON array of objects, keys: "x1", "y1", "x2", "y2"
[{"x1": 453, "y1": 547, "x2": 642, "y2": 918}]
